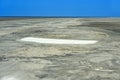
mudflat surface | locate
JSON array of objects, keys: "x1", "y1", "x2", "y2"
[{"x1": 0, "y1": 18, "x2": 120, "y2": 80}]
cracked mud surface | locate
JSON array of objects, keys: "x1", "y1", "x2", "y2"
[{"x1": 0, "y1": 18, "x2": 120, "y2": 80}]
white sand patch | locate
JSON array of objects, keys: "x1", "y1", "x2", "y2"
[
  {"x1": 1, "y1": 76, "x2": 17, "y2": 80},
  {"x1": 20, "y1": 37, "x2": 98, "y2": 45}
]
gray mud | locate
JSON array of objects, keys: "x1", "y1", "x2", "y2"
[{"x1": 0, "y1": 18, "x2": 120, "y2": 80}]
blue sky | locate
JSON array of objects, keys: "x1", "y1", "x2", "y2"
[{"x1": 0, "y1": 0, "x2": 119, "y2": 17}]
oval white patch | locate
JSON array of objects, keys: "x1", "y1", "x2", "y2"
[{"x1": 20, "y1": 37, "x2": 98, "y2": 45}]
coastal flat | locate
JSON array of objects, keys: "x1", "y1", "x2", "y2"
[{"x1": 0, "y1": 18, "x2": 120, "y2": 80}]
